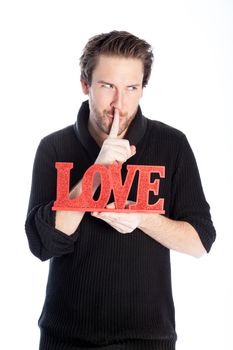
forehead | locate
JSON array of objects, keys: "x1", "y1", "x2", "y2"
[{"x1": 92, "y1": 55, "x2": 143, "y2": 84}]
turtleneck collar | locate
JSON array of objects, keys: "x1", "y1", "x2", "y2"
[{"x1": 73, "y1": 100, "x2": 148, "y2": 162}]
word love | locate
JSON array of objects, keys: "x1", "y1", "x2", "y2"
[{"x1": 52, "y1": 163, "x2": 165, "y2": 213}]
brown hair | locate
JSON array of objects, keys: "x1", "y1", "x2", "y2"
[{"x1": 80, "y1": 30, "x2": 154, "y2": 88}]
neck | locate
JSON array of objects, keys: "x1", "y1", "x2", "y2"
[{"x1": 87, "y1": 119, "x2": 105, "y2": 147}]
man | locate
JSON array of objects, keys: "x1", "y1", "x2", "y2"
[{"x1": 25, "y1": 31, "x2": 216, "y2": 349}]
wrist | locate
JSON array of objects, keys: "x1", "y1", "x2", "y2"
[
  {"x1": 138, "y1": 213, "x2": 150, "y2": 231},
  {"x1": 138, "y1": 213, "x2": 163, "y2": 233}
]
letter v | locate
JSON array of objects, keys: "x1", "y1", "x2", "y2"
[{"x1": 108, "y1": 164, "x2": 137, "y2": 209}]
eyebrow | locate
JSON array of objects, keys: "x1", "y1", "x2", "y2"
[{"x1": 97, "y1": 80, "x2": 141, "y2": 87}]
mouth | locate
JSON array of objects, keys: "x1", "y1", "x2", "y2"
[
  {"x1": 107, "y1": 112, "x2": 123, "y2": 119},
  {"x1": 103, "y1": 109, "x2": 125, "y2": 120}
]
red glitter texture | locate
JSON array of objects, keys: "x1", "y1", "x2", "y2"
[{"x1": 52, "y1": 162, "x2": 165, "y2": 213}]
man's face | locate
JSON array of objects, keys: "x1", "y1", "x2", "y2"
[{"x1": 82, "y1": 55, "x2": 144, "y2": 141}]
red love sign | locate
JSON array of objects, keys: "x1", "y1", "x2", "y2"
[{"x1": 52, "y1": 163, "x2": 165, "y2": 213}]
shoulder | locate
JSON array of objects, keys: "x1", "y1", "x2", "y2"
[
  {"x1": 147, "y1": 118, "x2": 186, "y2": 141},
  {"x1": 35, "y1": 124, "x2": 78, "y2": 161},
  {"x1": 145, "y1": 118, "x2": 188, "y2": 152},
  {"x1": 39, "y1": 125, "x2": 75, "y2": 147}
]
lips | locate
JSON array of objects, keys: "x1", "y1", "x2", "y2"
[
  {"x1": 107, "y1": 113, "x2": 123, "y2": 119},
  {"x1": 104, "y1": 109, "x2": 124, "y2": 119}
]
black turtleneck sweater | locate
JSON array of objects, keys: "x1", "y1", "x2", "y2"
[{"x1": 25, "y1": 101, "x2": 216, "y2": 349}]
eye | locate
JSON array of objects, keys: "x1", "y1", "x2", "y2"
[
  {"x1": 127, "y1": 86, "x2": 137, "y2": 91},
  {"x1": 101, "y1": 83, "x2": 113, "y2": 89}
]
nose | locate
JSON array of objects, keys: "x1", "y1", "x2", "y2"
[{"x1": 111, "y1": 89, "x2": 125, "y2": 112}]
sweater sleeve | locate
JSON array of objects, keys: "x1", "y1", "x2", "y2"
[
  {"x1": 170, "y1": 135, "x2": 216, "y2": 253},
  {"x1": 25, "y1": 137, "x2": 80, "y2": 261}
]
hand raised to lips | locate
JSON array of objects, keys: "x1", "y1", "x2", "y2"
[
  {"x1": 94, "y1": 107, "x2": 136, "y2": 166},
  {"x1": 108, "y1": 107, "x2": 120, "y2": 138}
]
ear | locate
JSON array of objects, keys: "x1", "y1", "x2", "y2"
[{"x1": 81, "y1": 79, "x2": 90, "y2": 95}]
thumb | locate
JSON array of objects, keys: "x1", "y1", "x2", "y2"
[
  {"x1": 130, "y1": 145, "x2": 136, "y2": 157},
  {"x1": 125, "y1": 200, "x2": 136, "y2": 209},
  {"x1": 106, "y1": 202, "x2": 116, "y2": 209}
]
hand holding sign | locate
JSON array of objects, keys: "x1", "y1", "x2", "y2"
[
  {"x1": 91, "y1": 200, "x2": 147, "y2": 234},
  {"x1": 95, "y1": 108, "x2": 136, "y2": 166}
]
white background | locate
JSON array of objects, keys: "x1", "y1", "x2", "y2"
[{"x1": 0, "y1": 0, "x2": 232, "y2": 349}]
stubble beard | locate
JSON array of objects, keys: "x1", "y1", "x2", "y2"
[{"x1": 90, "y1": 103, "x2": 137, "y2": 136}]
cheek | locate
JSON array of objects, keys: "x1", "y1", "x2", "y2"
[
  {"x1": 93, "y1": 89, "x2": 114, "y2": 106},
  {"x1": 126, "y1": 93, "x2": 142, "y2": 109}
]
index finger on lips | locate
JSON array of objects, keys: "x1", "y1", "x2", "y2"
[{"x1": 108, "y1": 108, "x2": 119, "y2": 139}]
